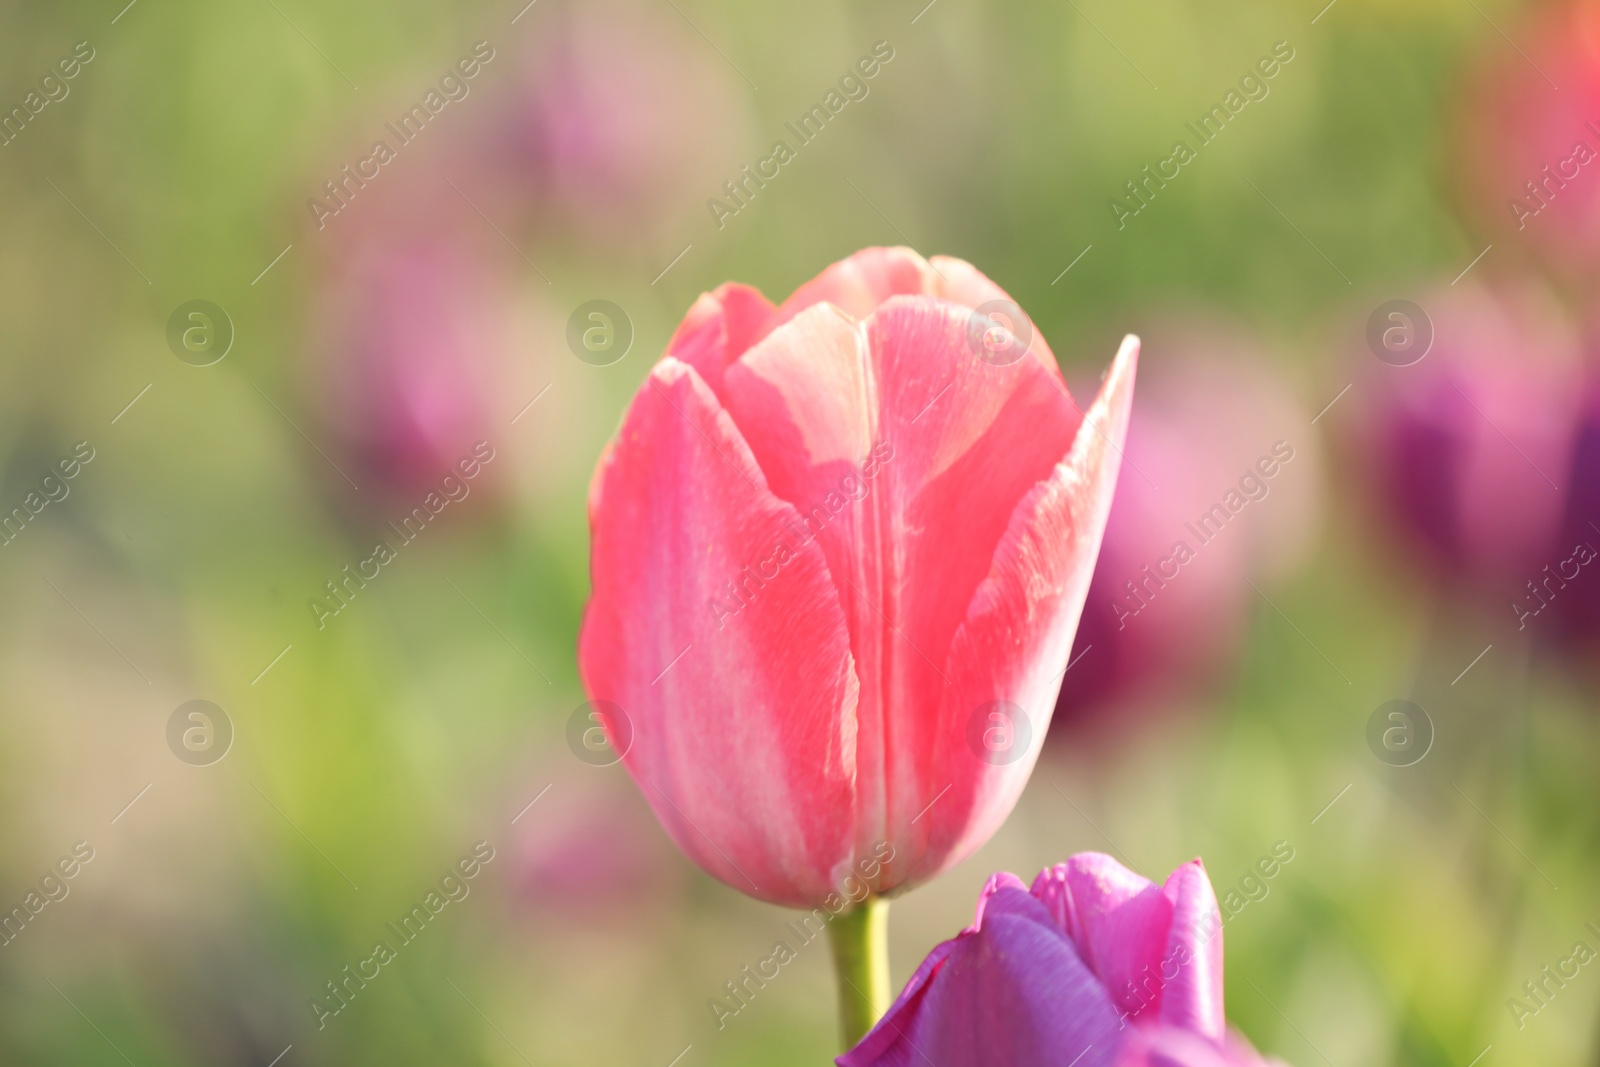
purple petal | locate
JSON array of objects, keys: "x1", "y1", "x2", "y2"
[
  {"x1": 840, "y1": 886, "x2": 1123, "y2": 1067},
  {"x1": 1157, "y1": 861, "x2": 1226, "y2": 1042},
  {"x1": 1032, "y1": 853, "x2": 1174, "y2": 1022},
  {"x1": 969, "y1": 870, "x2": 1030, "y2": 932},
  {"x1": 1115, "y1": 1026, "x2": 1284, "y2": 1067}
]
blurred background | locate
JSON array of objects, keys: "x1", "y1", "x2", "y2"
[{"x1": 1, "y1": 0, "x2": 1598, "y2": 1063}]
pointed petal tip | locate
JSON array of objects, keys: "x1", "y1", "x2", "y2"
[
  {"x1": 1112, "y1": 333, "x2": 1140, "y2": 378},
  {"x1": 972, "y1": 870, "x2": 1029, "y2": 929},
  {"x1": 1085, "y1": 333, "x2": 1140, "y2": 447}
]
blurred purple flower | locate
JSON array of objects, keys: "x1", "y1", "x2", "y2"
[
  {"x1": 498, "y1": 1, "x2": 751, "y2": 246},
  {"x1": 839, "y1": 853, "x2": 1287, "y2": 1067},
  {"x1": 1055, "y1": 327, "x2": 1321, "y2": 734},
  {"x1": 510, "y1": 790, "x2": 680, "y2": 919},
  {"x1": 1547, "y1": 373, "x2": 1600, "y2": 643},
  {"x1": 309, "y1": 236, "x2": 519, "y2": 500},
  {"x1": 1353, "y1": 282, "x2": 1583, "y2": 607}
]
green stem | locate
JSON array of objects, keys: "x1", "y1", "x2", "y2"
[{"x1": 826, "y1": 896, "x2": 891, "y2": 1051}]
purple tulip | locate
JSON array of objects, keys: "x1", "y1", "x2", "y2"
[
  {"x1": 309, "y1": 236, "x2": 518, "y2": 499},
  {"x1": 500, "y1": 1, "x2": 751, "y2": 246},
  {"x1": 1546, "y1": 375, "x2": 1600, "y2": 643},
  {"x1": 511, "y1": 790, "x2": 682, "y2": 920},
  {"x1": 1355, "y1": 282, "x2": 1584, "y2": 607},
  {"x1": 839, "y1": 853, "x2": 1287, "y2": 1067}
]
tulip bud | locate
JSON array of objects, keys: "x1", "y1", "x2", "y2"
[
  {"x1": 579, "y1": 247, "x2": 1137, "y2": 908},
  {"x1": 839, "y1": 853, "x2": 1290, "y2": 1067}
]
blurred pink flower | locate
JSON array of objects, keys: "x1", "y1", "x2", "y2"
[
  {"x1": 1352, "y1": 282, "x2": 1583, "y2": 606},
  {"x1": 1458, "y1": 0, "x2": 1600, "y2": 272},
  {"x1": 309, "y1": 236, "x2": 519, "y2": 499},
  {"x1": 839, "y1": 853, "x2": 1287, "y2": 1067},
  {"x1": 1055, "y1": 326, "x2": 1321, "y2": 734}
]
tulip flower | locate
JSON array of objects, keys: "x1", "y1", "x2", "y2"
[
  {"x1": 579, "y1": 247, "x2": 1137, "y2": 1041},
  {"x1": 1458, "y1": 0, "x2": 1600, "y2": 273},
  {"x1": 1546, "y1": 377, "x2": 1600, "y2": 646},
  {"x1": 839, "y1": 853, "x2": 1287, "y2": 1067},
  {"x1": 511, "y1": 787, "x2": 682, "y2": 920},
  {"x1": 501, "y1": 0, "x2": 752, "y2": 247},
  {"x1": 309, "y1": 236, "x2": 518, "y2": 500}
]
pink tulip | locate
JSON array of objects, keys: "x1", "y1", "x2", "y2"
[
  {"x1": 1458, "y1": 0, "x2": 1600, "y2": 272},
  {"x1": 839, "y1": 853, "x2": 1288, "y2": 1067},
  {"x1": 579, "y1": 247, "x2": 1137, "y2": 907}
]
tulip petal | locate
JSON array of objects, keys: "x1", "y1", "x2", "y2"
[
  {"x1": 720, "y1": 299, "x2": 1085, "y2": 882},
  {"x1": 1158, "y1": 860, "x2": 1227, "y2": 1042},
  {"x1": 836, "y1": 935, "x2": 961, "y2": 1067},
  {"x1": 1032, "y1": 850, "x2": 1173, "y2": 1022},
  {"x1": 928, "y1": 253, "x2": 1060, "y2": 375},
  {"x1": 914, "y1": 336, "x2": 1139, "y2": 883},
  {"x1": 779, "y1": 246, "x2": 938, "y2": 322},
  {"x1": 776, "y1": 247, "x2": 1062, "y2": 375},
  {"x1": 665, "y1": 282, "x2": 780, "y2": 397},
  {"x1": 1114, "y1": 1027, "x2": 1242, "y2": 1067},
  {"x1": 578, "y1": 358, "x2": 858, "y2": 906},
  {"x1": 969, "y1": 869, "x2": 1030, "y2": 932},
  {"x1": 840, "y1": 886, "x2": 1122, "y2": 1067},
  {"x1": 1115, "y1": 1027, "x2": 1285, "y2": 1067}
]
